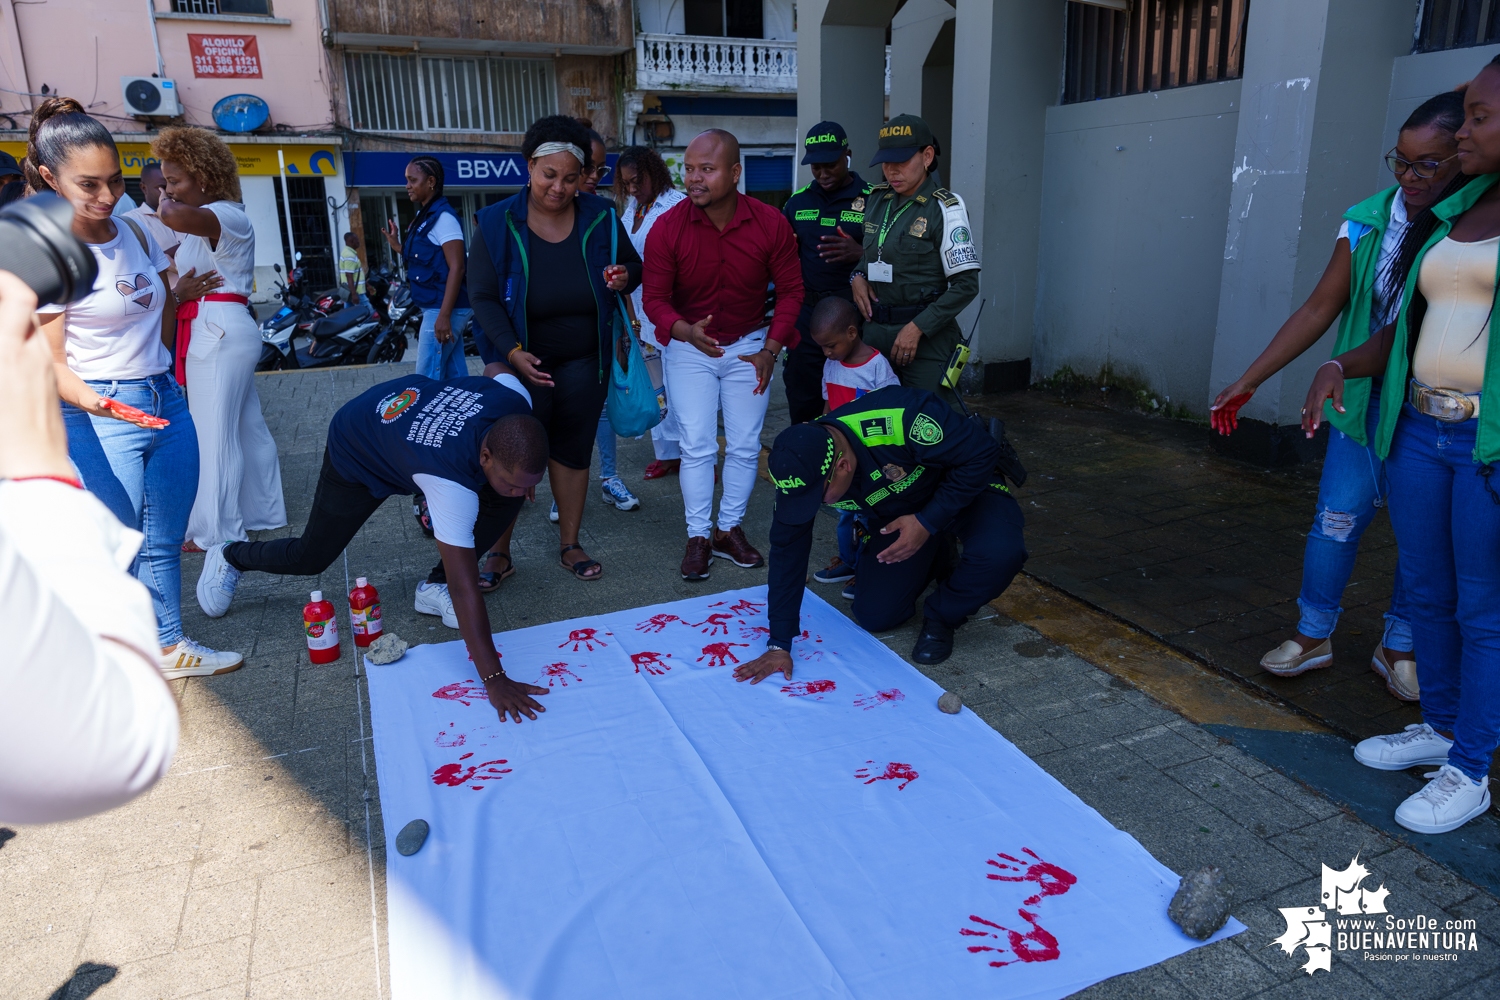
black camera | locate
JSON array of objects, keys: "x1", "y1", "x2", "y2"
[{"x1": 0, "y1": 192, "x2": 97, "y2": 307}]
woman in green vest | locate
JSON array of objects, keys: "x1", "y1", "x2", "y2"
[
  {"x1": 1211, "y1": 92, "x2": 1466, "y2": 697},
  {"x1": 1303, "y1": 58, "x2": 1500, "y2": 836}
]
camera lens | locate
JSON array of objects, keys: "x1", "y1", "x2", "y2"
[{"x1": 0, "y1": 193, "x2": 97, "y2": 307}]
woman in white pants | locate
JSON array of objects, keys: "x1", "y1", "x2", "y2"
[{"x1": 155, "y1": 127, "x2": 286, "y2": 548}]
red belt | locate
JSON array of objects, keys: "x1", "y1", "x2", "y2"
[{"x1": 175, "y1": 293, "x2": 249, "y2": 385}]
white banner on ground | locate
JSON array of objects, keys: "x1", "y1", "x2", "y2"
[{"x1": 366, "y1": 586, "x2": 1242, "y2": 999}]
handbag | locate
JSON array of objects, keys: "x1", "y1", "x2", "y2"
[{"x1": 604, "y1": 210, "x2": 663, "y2": 437}]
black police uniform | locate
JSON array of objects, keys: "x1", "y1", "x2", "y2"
[
  {"x1": 766, "y1": 385, "x2": 1026, "y2": 646},
  {"x1": 780, "y1": 171, "x2": 873, "y2": 424}
]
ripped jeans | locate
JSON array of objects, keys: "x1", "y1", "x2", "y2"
[{"x1": 1297, "y1": 387, "x2": 1412, "y2": 651}]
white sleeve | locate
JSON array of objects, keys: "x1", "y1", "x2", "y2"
[
  {"x1": 821, "y1": 359, "x2": 832, "y2": 400},
  {"x1": 412, "y1": 474, "x2": 480, "y2": 548},
  {"x1": 428, "y1": 213, "x2": 465, "y2": 247},
  {"x1": 1337, "y1": 220, "x2": 1351, "y2": 244},
  {"x1": 938, "y1": 192, "x2": 980, "y2": 277},
  {"x1": 0, "y1": 481, "x2": 178, "y2": 824},
  {"x1": 491, "y1": 372, "x2": 533, "y2": 408},
  {"x1": 871, "y1": 353, "x2": 901, "y2": 390}
]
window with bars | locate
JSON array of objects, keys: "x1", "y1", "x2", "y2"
[
  {"x1": 1062, "y1": 0, "x2": 1249, "y2": 105},
  {"x1": 170, "y1": 0, "x2": 273, "y2": 14},
  {"x1": 1415, "y1": 0, "x2": 1500, "y2": 52},
  {"x1": 343, "y1": 52, "x2": 556, "y2": 134}
]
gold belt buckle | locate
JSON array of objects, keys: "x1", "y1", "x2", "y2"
[{"x1": 1409, "y1": 380, "x2": 1477, "y2": 422}]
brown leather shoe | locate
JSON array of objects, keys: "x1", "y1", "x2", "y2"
[
  {"x1": 681, "y1": 536, "x2": 713, "y2": 581},
  {"x1": 711, "y1": 526, "x2": 764, "y2": 568}
]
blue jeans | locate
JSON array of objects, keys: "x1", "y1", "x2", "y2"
[
  {"x1": 1297, "y1": 388, "x2": 1412, "y2": 651},
  {"x1": 596, "y1": 411, "x2": 618, "y2": 480},
  {"x1": 1386, "y1": 403, "x2": 1500, "y2": 781},
  {"x1": 416, "y1": 307, "x2": 472, "y2": 380},
  {"x1": 64, "y1": 374, "x2": 199, "y2": 647}
]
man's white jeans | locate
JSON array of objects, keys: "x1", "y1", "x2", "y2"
[{"x1": 664, "y1": 329, "x2": 771, "y2": 538}]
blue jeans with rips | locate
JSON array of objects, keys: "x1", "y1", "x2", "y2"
[
  {"x1": 1385, "y1": 403, "x2": 1500, "y2": 780},
  {"x1": 1297, "y1": 386, "x2": 1412, "y2": 651},
  {"x1": 415, "y1": 307, "x2": 472, "y2": 381},
  {"x1": 64, "y1": 373, "x2": 199, "y2": 647}
]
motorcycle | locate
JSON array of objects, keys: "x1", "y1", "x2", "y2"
[
  {"x1": 365, "y1": 268, "x2": 419, "y2": 365},
  {"x1": 293, "y1": 300, "x2": 384, "y2": 369},
  {"x1": 256, "y1": 262, "x2": 311, "y2": 372}
]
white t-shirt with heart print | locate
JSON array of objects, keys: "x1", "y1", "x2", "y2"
[{"x1": 38, "y1": 220, "x2": 173, "y2": 380}]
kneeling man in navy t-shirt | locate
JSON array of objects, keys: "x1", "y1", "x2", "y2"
[{"x1": 195, "y1": 373, "x2": 551, "y2": 723}]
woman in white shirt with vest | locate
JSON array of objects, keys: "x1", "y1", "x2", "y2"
[
  {"x1": 29, "y1": 98, "x2": 241, "y2": 677},
  {"x1": 155, "y1": 127, "x2": 286, "y2": 550}
]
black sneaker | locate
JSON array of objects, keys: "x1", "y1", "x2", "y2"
[
  {"x1": 912, "y1": 618, "x2": 955, "y2": 664},
  {"x1": 813, "y1": 556, "x2": 855, "y2": 584}
]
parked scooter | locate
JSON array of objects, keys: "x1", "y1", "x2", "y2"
[
  {"x1": 293, "y1": 300, "x2": 384, "y2": 369},
  {"x1": 257, "y1": 262, "x2": 312, "y2": 372},
  {"x1": 365, "y1": 268, "x2": 419, "y2": 364}
]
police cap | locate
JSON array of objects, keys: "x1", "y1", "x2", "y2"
[
  {"x1": 869, "y1": 113, "x2": 936, "y2": 165},
  {"x1": 801, "y1": 120, "x2": 849, "y2": 165},
  {"x1": 768, "y1": 423, "x2": 835, "y2": 525}
]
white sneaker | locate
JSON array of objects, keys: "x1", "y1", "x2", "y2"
[
  {"x1": 548, "y1": 500, "x2": 560, "y2": 523},
  {"x1": 196, "y1": 543, "x2": 241, "y2": 618},
  {"x1": 1395, "y1": 764, "x2": 1491, "y2": 834},
  {"x1": 1353, "y1": 723, "x2": 1453, "y2": 771},
  {"x1": 160, "y1": 636, "x2": 243, "y2": 677},
  {"x1": 414, "y1": 581, "x2": 458, "y2": 628}
]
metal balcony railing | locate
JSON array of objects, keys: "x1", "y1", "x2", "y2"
[
  {"x1": 635, "y1": 33, "x2": 798, "y2": 93},
  {"x1": 634, "y1": 34, "x2": 892, "y2": 95}
]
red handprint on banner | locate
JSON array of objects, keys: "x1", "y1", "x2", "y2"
[
  {"x1": 432, "y1": 681, "x2": 489, "y2": 706},
  {"x1": 854, "y1": 761, "x2": 919, "y2": 790},
  {"x1": 740, "y1": 624, "x2": 771, "y2": 640},
  {"x1": 558, "y1": 628, "x2": 606, "y2": 652},
  {"x1": 631, "y1": 651, "x2": 672, "y2": 675},
  {"x1": 635, "y1": 613, "x2": 683, "y2": 633},
  {"x1": 986, "y1": 847, "x2": 1078, "y2": 906},
  {"x1": 431, "y1": 756, "x2": 511, "y2": 790},
  {"x1": 537, "y1": 662, "x2": 582, "y2": 688},
  {"x1": 961, "y1": 910, "x2": 1061, "y2": 967},
  {"x1": 698, "y1": 642, "x2": 748, "y2": 666},
  {"x1": 695, "y1": 613, "x2": 735, "y2": 635},
  {"x1": 853, "y1": 688, "x2": 905, "y2": 709},
  {"x1": 727, "y1": 598, "x2": 765, "y2": 617},
  {"x1": 781, "y1": 678, "x2": 835, "y2": 699},
  {"x1": 434, "y1": 728, "x2": 466, "y2": 747}
]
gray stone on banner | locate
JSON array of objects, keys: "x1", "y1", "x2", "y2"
[
  {"x1": 1168, "y1": 865, "x2": 1233, "y2": 940},
  {"x1": 396, "y1": 819, "x2": 429, "y2": 856},
  {"x1": 367, "y1": 632, "x2": 408, "y2": 664},
  {"x1": 938, "y1": 691, "x2": 962, "y2": 714}
]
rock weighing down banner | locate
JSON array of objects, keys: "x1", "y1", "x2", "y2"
[{"x1": 365, "y1": 587, "x2": 1242, "y2": 999}]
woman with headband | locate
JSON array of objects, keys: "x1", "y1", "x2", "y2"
[{"x1": 468, "y1": 115, "x2": 641, "y2": 584}]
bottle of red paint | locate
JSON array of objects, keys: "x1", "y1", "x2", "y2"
[
  {"x1": 303, "y1": 590, "x2": 341, "y2": 664},
  {"x1": 348, "y1": 576, "x2": 382, "y2": 647}
]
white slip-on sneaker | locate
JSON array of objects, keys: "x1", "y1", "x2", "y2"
[
  {"x1": 1371, "y1": 645, "x2": 1420, "y2": 702},
  {"x1": 1353, "y1": 723, "x2": 1453, "y2": 771},
  {"x1": 160, "y1": 636, "x2": 243, "y2": 678},
  {"x1": 1259, "y1": 638, "x2": 1333, "y2": 677},
  {"x1": 548, "y1": 499, "x2": 560, "y2": 523},
  {"x1": 414, "y1": 582, "x2": 459, "y2": 629},
  {"x1": 196, "y1": 542, "x2": 241, "y2": 618},
  {"x1": 1394, "y1": 764, "x2": 1491, "y2": 834}
]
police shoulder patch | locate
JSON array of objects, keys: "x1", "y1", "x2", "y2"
[
  {"x1": 934, "y1": 187, "x2": 960, "y2": 207},
  {"x1": 909, "y1": 412, "x2": 944, "y2": 445}
]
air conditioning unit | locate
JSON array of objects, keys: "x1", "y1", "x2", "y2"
[{"x1": 121, "y1": 77, "x2": 181, "y2": 118}]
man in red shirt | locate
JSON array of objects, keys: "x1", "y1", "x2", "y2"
[{"x1": 643, "y1": 129, "x2": 805, "y2": 580}]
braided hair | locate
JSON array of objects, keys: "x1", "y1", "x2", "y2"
[
  {"x1": 1381, "y1": 90, "x2": 1472, "y2": 312},
  {"x1": 408, "y1": 155, "x2": 445, "y2": 198}
]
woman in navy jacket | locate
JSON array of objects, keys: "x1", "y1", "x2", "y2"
[{"x1": 468, "y1": 116, "x2": 641, "y2": 583}]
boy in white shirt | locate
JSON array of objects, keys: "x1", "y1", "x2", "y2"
[{"x1": 808, "y1": 296, "x2": 899, "y2": 595}]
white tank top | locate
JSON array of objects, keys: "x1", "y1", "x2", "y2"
[{"x1": 1413, "y1": 235, "x2": 1498, "y2": 394}]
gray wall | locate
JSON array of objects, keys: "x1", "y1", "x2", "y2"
[
  {"x1": 1381, "y1": 43, "x2": 1500, "y2": 186},
  {"x1": 1033, "y1": 81, "x2": 1241, "y2": 408}
]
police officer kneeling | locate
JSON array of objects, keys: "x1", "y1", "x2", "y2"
[{"x1": 733, "y1": 386, "x2": 1027, "y2": 684}]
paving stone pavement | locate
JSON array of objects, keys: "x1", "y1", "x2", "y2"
[{"x1": 3, "y1": 363, "x2": 1496, "y2": 999}]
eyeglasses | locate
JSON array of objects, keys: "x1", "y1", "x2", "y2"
[{"x1": 1385, "y1": 149, "x2": 1459, "y2": 180}]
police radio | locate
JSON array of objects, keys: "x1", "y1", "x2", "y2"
[{"x1": 941, "y1": 299, "x2": 983, "y2": 391}]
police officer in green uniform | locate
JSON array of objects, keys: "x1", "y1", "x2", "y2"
[
  {"x1": 851, "y1": 114, "x2": 980, "y2": 404},
  {"x1": 729, "y1": 385, "x2": 1027, "y2": 677}
]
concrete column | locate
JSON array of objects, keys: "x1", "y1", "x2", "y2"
[
  {"x1": 1207, "y1": 0, "x2": 1413, "y2": 457},
  {"x1": 888, "y1": 0, "x2": 956, "y2": 153},
  {"x1": 794, "y1": 0, "x2": 901, "y2": 187},
  {"x1": 948, "y1": 0, "x2": 1065, "y2": 386}
]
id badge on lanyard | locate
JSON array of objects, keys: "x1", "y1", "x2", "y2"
[
  {"x1": 871, "y1": 197, "x2": 916, "y2": 283},
  {"x1": 868, "y1": 261, "x2": 893, "y2": 283}
]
